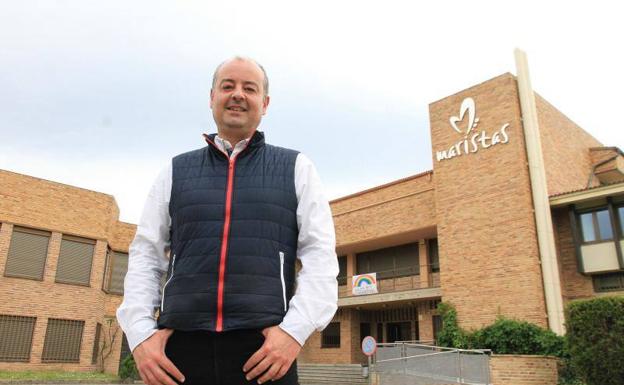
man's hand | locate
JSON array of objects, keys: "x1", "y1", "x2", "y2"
[
  {"x1": 133, "y1": 328, "x2": 185, "y2": 385},
  {"x1": 243, "y1": 326, "x2": 301, "y2": 384}
]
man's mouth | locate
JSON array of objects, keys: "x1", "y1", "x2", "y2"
[{"x1": 226, "y1": 106, "x2": 247, "y2": 112}]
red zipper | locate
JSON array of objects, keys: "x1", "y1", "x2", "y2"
[
  {"x1": 216, "y1": 157, "x2": 235, "y2": 331},
  {"x1": 205, "y1": 136, "x2": 252, "y2": 332}
]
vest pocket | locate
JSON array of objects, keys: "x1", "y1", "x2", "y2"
[
  {"x1": 160, "y1": 254, "x2": 176, "y2": 313},
  {"x1": 279, "y1": 251, "x2": 287, "y2": 312}
]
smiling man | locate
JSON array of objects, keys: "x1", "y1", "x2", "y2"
[{"x1": 116, "y1": 56, "x2": 339, "y2": 385}]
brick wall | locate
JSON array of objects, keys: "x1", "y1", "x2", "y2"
[
  {"x1": 429, "y1": 73, "x2": 548, "y2": 330},
  {"x1": 551, "y1": 207, "x2": 595, "y2": 301},
  {"x1": 0, "y1": 170, "x2": 136, "y2": 374},
  {"x1": 331, "y1": 172, "x2": 436, "y2": 253},
  {"x1": 535, "y1": 95, "x2": 603, "y2": 196},
  {"x1": 299, "y1": 309, "x2": 357, "y2": 364},
  {"x1": 490, "y1": 355, "x2": 558, "y2": 385}
]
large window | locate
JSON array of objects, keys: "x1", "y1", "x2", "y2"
[
  {"x1": 41, "y1": 319, "x2": 84, "y2": 363},
  {"x1": 428, "y1": 239, "x2": 440, "y2": 273},
  {"x1": 4, "y1": 226, "x2": 50, "y2": 280},
  {"x1": 356, "y1": 243, "x2": 419, "y2": 279},
  {"x1": 578, "y1": 209, "x2": 613, "y2": 243},
  {"x1": 103, "y1": 249, "x2": 129, "y2": 295},
  {"x1": 337, "y1": 256, "x2": 347, "y2": 286},
  {"x1": 0, "y1": 315, "x2": 36, "y2": 362},
  {"x1": 55, "y1": 235, "x2": 95, "y2": 286},
  {"x1": 618, "y1": 206, "x2": 624, "y2": 237},
  {"x1": 321, "y1": 322, "x2": 340, "y2": 348},
  {"x1": 593, "y1": 272, "x2": 624, "y2": 292}
]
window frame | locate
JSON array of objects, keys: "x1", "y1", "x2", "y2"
[
  {"x1": 337, "y1": 255, "x2": 347, "y2": 286},
  {"x1": 356, "y1": 243, "x2": 420, "y2": 280},
  {"x1": 577, "y1": 207, "x2": 615, "y2": 245},
  {"x1": 4, "y1": 225, "x2": 51, "y2": 281},
  {"x1": 41, "y1": 318, "x2": 85, "y2": 363},
  {"x1": 593, "y1": 272, "x2": 624, "y2": 293},
  {"x1": 321, "y1": 322, "x2": 341, "y2": 348},
  {"x1": 428, "y1": 238, "x2": 440, "y2": 273},
  {"x1": 54, "y1": 235, "x2": 96, "y2": 287},
  {"x1": 0, "y1": 314, "x2": 37, "y2": 362}
]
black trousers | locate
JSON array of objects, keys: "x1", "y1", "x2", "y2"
[{"x1": 164, "y1": 329, "x2": 299, "y2": 385}]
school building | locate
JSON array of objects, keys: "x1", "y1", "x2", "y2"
[{"x1": 1, "y1": 57, "x2": 623, "y2": 373}]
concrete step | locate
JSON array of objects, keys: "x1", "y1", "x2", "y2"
[{"x1": 297, "y1": 364, "x2": 368, "y2": 385}]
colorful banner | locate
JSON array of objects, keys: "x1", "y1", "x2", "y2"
[{"x1": 352, "y1": 273, "x2": 378, "y2": 296}]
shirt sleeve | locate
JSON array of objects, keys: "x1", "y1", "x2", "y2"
[
  {"x1": 116, "y1": 162, "x2": 172, "y2": 352},
  {"x1": 278, "y1": 153, "x2": 339, "y2": 346}
]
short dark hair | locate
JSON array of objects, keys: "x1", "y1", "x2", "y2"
[{"x1": 211, "y1": 56, "x2": 269, "y2": 97}]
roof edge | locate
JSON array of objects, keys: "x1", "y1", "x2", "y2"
[{"x1": 330, "y1": 170, "x2": 434, "y2": 204}]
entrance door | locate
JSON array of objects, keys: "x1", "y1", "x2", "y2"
[{"x1": 386, "y1": 321, "x2": 411, "y2": 343}]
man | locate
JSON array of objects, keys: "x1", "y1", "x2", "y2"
[{"x1": 116, "y1": 57, "x2": 338, "y2": 385}]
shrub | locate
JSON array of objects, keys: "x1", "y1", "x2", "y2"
[
  {"x1": 118, "y1": 354, "x2": 139, "y2": 380},
  {"x1": 435, "y1": 302, "x2": 565, "y2": 357},
  {"x1": 565, "y1": 296, "x2": 624, "y2": 385},
  {"x1": 470, "y1": 318, "x2": 565, "y2": 356},
  {"x1": 435, "y1": 302, "x2": 471, "y2": 349}
]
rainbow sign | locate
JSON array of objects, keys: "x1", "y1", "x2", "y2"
[{"x1": 352, "y1": 273, "x2": 378, "y2": 295}]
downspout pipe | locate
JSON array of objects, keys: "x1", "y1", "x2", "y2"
[{"x1": 514, "y1": 49, "x2": 566, "y2": 335}]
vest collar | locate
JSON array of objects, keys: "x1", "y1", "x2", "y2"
[{"x1": 203, "y1": 130, "x2": 266, "y2": 158}]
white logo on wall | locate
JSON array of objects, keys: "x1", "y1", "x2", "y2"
[{"x1": 436, "y1": 97, "x2": 510, "y2": 162}]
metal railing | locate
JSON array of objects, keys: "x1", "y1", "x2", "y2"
[
  {"x1": 338, "y1": 266, "x2": 441, "y2": 297},
  {"x1": 371, "y1": 342, "x2": 491, "y2": 385}
]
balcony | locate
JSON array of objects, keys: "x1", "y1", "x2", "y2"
[{"x1": 337, "y1": 267, "x2": 441, "y2": 307}]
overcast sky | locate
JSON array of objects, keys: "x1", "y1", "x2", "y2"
[{"x1": 1, "y1": 1, "x2": 622, "y2": 223}]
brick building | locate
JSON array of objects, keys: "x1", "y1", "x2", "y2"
[
  {"x1": 299, "y1": 70, "x2": 624, "y2": 364},
  {"x1": 0, "y1": 173, "x2": 134, "y2": 373},
  {"x1": 1, "y1": 67, "x2": 623, "y2": 373}
]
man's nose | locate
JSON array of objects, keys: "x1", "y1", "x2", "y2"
[{"x1": 232, "y1": 86, "x2": 245, "y2": 101}]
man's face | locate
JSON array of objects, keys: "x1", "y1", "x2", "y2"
[{"x1": 210, "y1": 59, "x2": 269, "y2": 139}]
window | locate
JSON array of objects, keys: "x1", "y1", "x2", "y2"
[
  {"x1": 103, "y1": 249, "x2": 129, "y2": 295},
  {"x1": 578, "y1": 209, "x2": 613, "y2": 243},
  {"x1": 321, "y1": 322, "x2": 340, "y2": 348},
  {"x1": 337, "y1": 256, "x2": 347, "y2": 286},
  {"x1": 41, "y1": 319, "x2": 84, "y2": 363},
  {"x1": 618, "y1": 206, "x2": 624, "y2": 237},
  {"x1": 55, "y1": 235, "x2": 95, "y2": 286},
  {"x1": 593, "y1": 272, "x2": 624, "y2": 292},
  {"x1": 360, "y1": 322, "x2": 371, "y2": 344},
  {"x1": 433, "y1": 315, "x2": 443, "y2": 343},
  {"x1": 428, "y1": 239, "x2": 440, "y2": 273},
  {"x1": 356, "y1": 243, "x2": 419, "y2": 279},
  {"x1": 0, "y1": 315, "x2": 36, "y2": 362},
  {"x1": 91, "y1": 323, "x2": 102, "y2": 365},
  {"x1": 4, "y1": 226, "x2": 50, "y2": 280},
  {"x1": 376, "y1": 323, "x2": 384, "y2": 343}
]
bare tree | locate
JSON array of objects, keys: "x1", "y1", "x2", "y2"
[{"x1": 97, "y1": 316, "x2": 120, "y2": 373}]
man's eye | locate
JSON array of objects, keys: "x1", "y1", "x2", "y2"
[
  {"x1": 245, "y1": 87, "x2": 257, "y2": 93},
  {"x1": 222, "y1": 84, "x2": 233, "y2": 90}
]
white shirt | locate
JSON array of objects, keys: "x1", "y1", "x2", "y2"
[{"x1": 116, "y1": 135, "x2": 339, "y2": 351}]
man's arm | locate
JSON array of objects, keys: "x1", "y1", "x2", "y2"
[
  {"x1": 243, "y1": 153, "x2": 338, "y2": 383},
  {"x1": 279, "y1": 153, "x2": 339, "y2": 344},
  {"x1": 116, "y1": 163, "x2": 184, "y2": 385}
]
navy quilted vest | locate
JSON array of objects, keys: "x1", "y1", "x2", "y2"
[{"x1": 157, "y1": 131, "x2": 300, "y2": 332}]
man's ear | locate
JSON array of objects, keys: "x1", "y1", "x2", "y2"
[
  {"x1": 209, "y1": 89, "x2": 215, "y2": 109},
  {"x1": 262, "y1": 95, "x2": 270, "y2": 115}
]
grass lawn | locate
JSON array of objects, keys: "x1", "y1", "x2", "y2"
[{"x1": 0, "y1": 370, "x2": 119, "y2": 382}]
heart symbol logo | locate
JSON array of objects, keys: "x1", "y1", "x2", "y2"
[{"x1": 449, "y1": 97, "x2": 478, "y2": 136}]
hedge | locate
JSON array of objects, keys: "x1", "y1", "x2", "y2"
[
  {"x1": 565, "y1": 296, "x2": 624, "y2": 385},
  {"x1": 435, "y1": 302, "x2": 565, "y2": 357}
]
